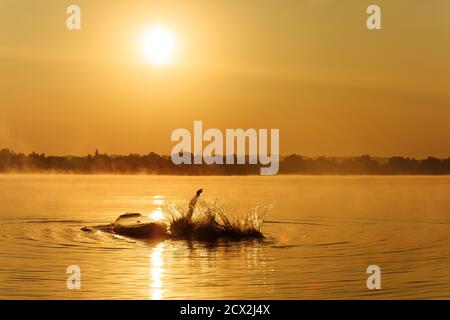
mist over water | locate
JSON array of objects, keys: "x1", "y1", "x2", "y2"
[{"x1": 0, "y1": 175, "x2": 449, "y2": 299}]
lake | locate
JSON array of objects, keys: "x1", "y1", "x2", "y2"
[{"x1": 0, "y1": 174, "x2": 449, "y2": 299}]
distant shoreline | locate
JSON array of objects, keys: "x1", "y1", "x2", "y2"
[{"x1": 1, "y1": 148, "x2": 450, "y2": 175}]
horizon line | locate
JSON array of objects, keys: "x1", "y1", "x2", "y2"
[{"x1": 1, "y1": 148, "x2": 449, "y2": 160}]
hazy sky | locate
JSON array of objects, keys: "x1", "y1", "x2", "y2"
[{"x1": 1, "y1": 0, "x2": 450, "y2": 157}]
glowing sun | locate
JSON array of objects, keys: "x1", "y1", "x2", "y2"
[{"x1": 139, "y1": 26, "x2": 176, "y2": 66}]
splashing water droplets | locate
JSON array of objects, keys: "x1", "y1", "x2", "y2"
[{"x1": 166, "y1": 199, "x2": 273, "y2": 241}]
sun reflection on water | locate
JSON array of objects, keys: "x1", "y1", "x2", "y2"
[
  {"x1": 149, "y1": 196, "x2": 165, "y2": 221},
  {"x1": 150, "y1": 242, "x2": 165, "y2": 300},
  {"x1": 149, "y1": 207, "x2": 164, "y2": 221}
]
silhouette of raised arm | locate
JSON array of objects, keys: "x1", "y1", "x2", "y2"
[{"x1": 186, "y1": 189, "x2": 203, "y2": 221}]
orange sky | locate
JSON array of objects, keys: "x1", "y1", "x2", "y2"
[{"x1": 1, "y1": 0, "x2": 450, "y2": 158}]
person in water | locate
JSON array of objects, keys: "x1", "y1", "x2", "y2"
[{"x1": 186, "y1": 188, "x2": 203, "y2": 222}]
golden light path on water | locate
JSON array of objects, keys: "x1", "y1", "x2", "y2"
[
  {"x1": 149, "y1": 196, "x2": 165, "y2": 221},
  {"x1": 150, "y1": 243, "x2": 165, "y2": 300},
  {"x1": 149, "y1": 195, "x2": 165, "y2": 299}
]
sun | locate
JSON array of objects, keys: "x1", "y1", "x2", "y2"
[{"x1": 139, "y1": 26, "x2": 176, "y2": 66}]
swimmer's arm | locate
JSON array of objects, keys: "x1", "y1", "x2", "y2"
[{"x1": 187, "y1": 189, "x2": 203, "y2": 219}]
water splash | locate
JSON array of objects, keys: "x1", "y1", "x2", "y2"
[
  {"x1": 167, "y1": 199, "x2": 273, "y2": 241},
  {"x1": 82, "y1": 199, "x2": 273, "y2": 241}
]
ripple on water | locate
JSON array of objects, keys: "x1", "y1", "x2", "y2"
[{"x1": 1, "y1": 215, "x2": 450, "y2": 299}]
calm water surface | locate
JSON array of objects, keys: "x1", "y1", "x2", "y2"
[{"x1": 0, "y1": 175, "x2": 449, "y2": 299}]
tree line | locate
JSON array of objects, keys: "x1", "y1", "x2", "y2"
[{"x1": 1, "y1": 149, "x2": 449, "y2": 175}]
